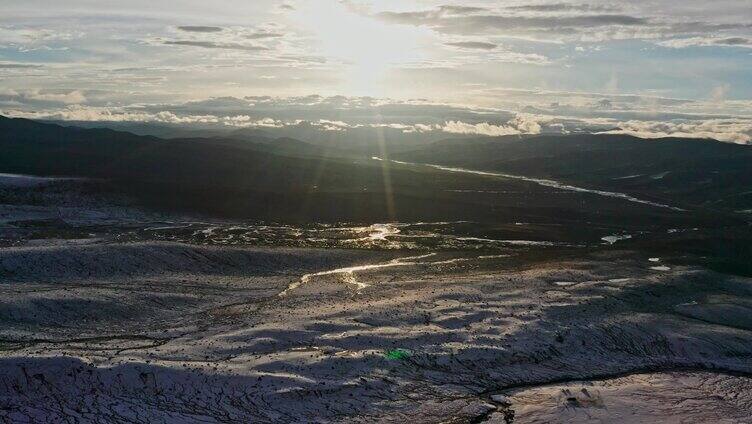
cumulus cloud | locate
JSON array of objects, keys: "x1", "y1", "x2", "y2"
[
  {"x1": 442, "y1": 121, "x2": 522, "y2": 136},
  {"x1": 4, "y1": 107, "x2": 222, "y2": 124},
  {"x1": 312, "y1": 119, "x2": 353, "y2": 131},
  {"x1": 223, "y1": 116, "x2": 285, "y2": 127},
  {"x1": 598, "y1": 119, "x2": 752, "y2": 144},
  {"x1": 441, "y1": 114, "x2": 544, "y2": 136},
  {"x1": 4, "y1": 94, "x2": 752, "y2": 145},
  {"x1": 4, "y1": 106, "x2": 294, "y2": 128},
  {"x1": 4, "y1": 107, "x2": 156, "y2": 122}
]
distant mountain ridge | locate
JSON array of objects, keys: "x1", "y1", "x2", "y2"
[
  {"x1": 1, "y1": 115, "x2": 527, "y2": 221},
  {"x1": 395, "y1": 133, "x2": 752, "y2": 212},
  {"x1": 0, "y1": 115, "x2": 329, "y2": 182},
  {"x1": 2, "y1": 115, "x2": 750, "y2": 220}
]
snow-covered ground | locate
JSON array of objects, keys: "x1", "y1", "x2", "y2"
[
  {"x1": 1, "y1": 238, "x2": 751, "y2": 422},
  {"x1": 1, "y1": 178, "x2": 751, "y2": 423},
  {"x1": 497, "y1": 371, "x2": 752, "y2": 423},
  {"x1": 0, "y1": 173, "x2": 83, "y2": 188}
]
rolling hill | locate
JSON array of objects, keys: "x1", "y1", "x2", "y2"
[{"x1": 395, "y1": 134, "x2": 752, "y2": 213}]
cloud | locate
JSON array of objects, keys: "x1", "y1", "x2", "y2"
[
  {"x1": 312, "y1": 119, "x2": 353, "y2": 131},
  {"x1": 3, "y1": 106, "x2": 155, "y2": 122},
  {"x1": 506, "y1": 3, "x2": 620, "y2": 13},
  {"x1": 0, "y1": 26, "x2": 82, "y2": 54},
  {"x1": 157, "y1": 26, "x2": 285, "y2": 55},
  {"x1": 3, "y1": 106, "x2": 229, "y2": 125},
  {"x1": 378, "y1": 9, "x2": 649, "y2": 35},
  {"x1": 721, "y1": 37, "x2": 752, "y2": 46},
  {"x1": 470, "y1": 87, "x2": 706, "y2": 116},
  {"x1": 177, "y1": 26, "x2": 224, "y2": 33},
  {"x1": 488, "y1": 51, "x2": 550, "y2": 65},
  {"x1": 441, "y1": 114, "x2": 543, "y2": 136},
  {"x1": 245, "y1": 31, "x2": 284, "y2": 39},
  {"x1": 163, "y1": 40, "x2": 269, "y2": 51},
  {"x1": 0, "y1": 62, "x2": 43, "y2": 69},
  {"x1": 509, "y1": 114, "x2": 545, "y2": 133},
  {"x1": 659, "y1": 36, "x2": 752, "y2": 48},
  {"x1": 597, "y1": 119, "x2": 752, "y2": 144},
  {"x1": 0, "y1": 89, "x2": 85, "y2": 106},
  {"x1": 223, "y1": 116, "x2": 284, "y2": 127},
  {"x1": 445, "y1": 41, "x2": 497, "y2": 50},
  {"x1": 375, "y1": 3, "x2": 751, "y2": 43},
  {"x1": 0, "y1": 27, "x2": 82, "y2": 44},
  {"x1": 436, "y1": 5, "x2": 489, "y2": 15},
  {"x1": 4, "y1": 94, "x2": 751, "y2": 145}
]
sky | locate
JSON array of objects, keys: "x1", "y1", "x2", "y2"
[{"x1": 1, "y1": 0, "x2": 751, "y2": 143}]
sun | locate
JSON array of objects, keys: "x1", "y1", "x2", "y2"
[{"x1": 293, "y1": 1, "x2": 426, "y2": 92}]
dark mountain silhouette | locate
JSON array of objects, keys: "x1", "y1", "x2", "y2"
[
  {"x1": 0, "y1": 115, "x2": 551, "y2": 222},
  {"x1": 0, "y1": 115, "x2": 747, "y2": 225}
]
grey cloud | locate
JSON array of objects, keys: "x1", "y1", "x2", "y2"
[
  {"x1": 163, "y1": 40, "x2": 269, "y2": 51},
  {"x1": 667, "y1": 21, "x2": 752, "y2": 35},
  {"x1": 276, "y1": 54, "x2": 327, "y2": 64},
  {"x1": 375, "y1": 4, "x2": 752, "y2": 42},
  {"x1": 505, "y1": 3, "x2": 620, "y2": 13},
  {"x1": 437, "y1": 5, "x2": 488, "y2": 15},
  {"x1": 659, "y1": 35, "x2": 752, "y2": 48},
  {"x1": 0, "y1": 63, "x2": 43, "y2": 69},
  {"x1": 177, "y1": 26, "x2": 224, "y2": 33},
  {"x1": 445, "y1": 41, "x2": 497, "y2": 50},
  {"x1": 379, "y1": 10, "x2": 648, "y2": 33},
  {"x1": 245, "y1": 31, "x2": 284, "y2": 39},
  {"x1": 717, "y1": 36, "x2": 752, "y2": 46}
]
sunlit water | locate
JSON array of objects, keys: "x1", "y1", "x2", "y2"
[
  {"x1": 278, "y1": 253, "x2": 437, "y2": 296},
  {"x1": 123, "y1": 221, "x2": 568, "y2": 252},
  {"x1": 279, "y1": 251, "x2": 518, "y2": 296},
  {"x1": 122, "y1": 220, "x2": 573, "y2": 296},
  {"x1": 373, "y1": 157, "x2": 685, "y2": 212}
]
